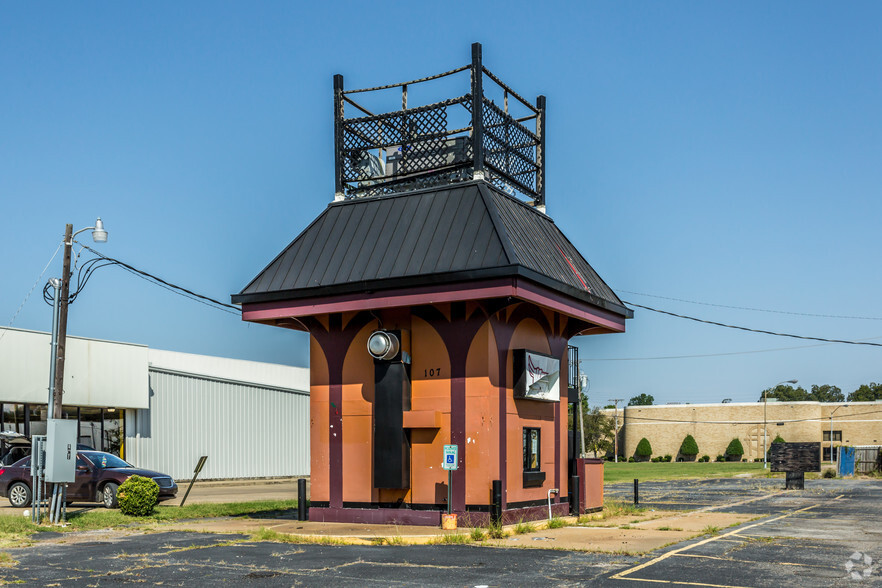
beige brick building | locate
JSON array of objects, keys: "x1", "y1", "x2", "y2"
[{"x1": 604, "y1": 401, "x2": 882, "y2": 462}]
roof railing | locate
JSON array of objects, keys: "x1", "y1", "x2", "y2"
[{"x1": 333, "y1": 43, "x2": 546, "y2": 208}]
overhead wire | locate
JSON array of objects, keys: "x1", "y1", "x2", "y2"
[
  {"x1": 617, "y1": 288, "x2": 882, "y2": 321},
  {"x1": 71, "y1": 244, "x2": 240, "y2": 315},
  {"x1": 611, "y1": 407, "x2": 882, "y2": 426},
  {"x1": 622, "y1": 301, "x2": 882, "y2": 348},
  {"x1": 0, "y1": 243, "x2": 63, "y2": 345}
]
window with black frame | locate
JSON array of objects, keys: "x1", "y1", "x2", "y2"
[
  {"x1": 522, "y1": 427, "x2": 545, "y2": 487},
  {"x1": 523, "y1": 427, "x2": 540, "y2": 471}
]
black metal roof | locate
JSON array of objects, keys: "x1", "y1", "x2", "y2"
[{"x1": 233, "y1": 181, "x2": 631, "y2": 318}]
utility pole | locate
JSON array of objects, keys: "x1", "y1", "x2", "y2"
[
  {"x1": 609, "y1": 398, "x2": 623, "y2": 463},
  {"x1": 52, "y1": 224, "x2": 73, "y2": 419}
]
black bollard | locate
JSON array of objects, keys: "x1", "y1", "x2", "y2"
[
  {"x1": 634, "y1": 478, "x2": 639, "y2": 506},
  {"x1": 570, "y1": 475, "x2": 580, "y2": 516},
  {"x1": 491, "y1": 480, "x2": 502, "y2": 525},
  {"x1": 297, "y1": 478, "x2": 307, "y2": 521}
]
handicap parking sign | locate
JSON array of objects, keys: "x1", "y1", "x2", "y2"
[{"x1": 442, "y1": 444, "x2": 458, "y2": 471}]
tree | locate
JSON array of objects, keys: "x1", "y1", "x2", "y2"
[
  {"x1": 759, "y1": 384, "x2": 809, "y2": 402},
  {"x1": 810, "y1": 384, "x2": 844, "y2": 403},
  {"x1": 725, "y1": 438, "x2": 744, "y2": 457},
  {"x1": 582, "y1": 407, "x2": 615, "y2": 458},
  {"x1": 848, "y1": 382, "x2": 882, "y2": 402},
  {"x1": 679, "y1": 434, "x2": 699, "y2": 456},
  {"x1": 628, "y1": 394, "x2": 654, "y2": 406},
  {"x1": 772, "y1": 434, "x2": 785, "y2": 444},
  {"x1": 635, "y1": 437, "x2": 653, "y2": 459}
]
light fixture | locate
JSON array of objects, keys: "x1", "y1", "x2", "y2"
[
  {"x1": 91, "y1": 217, "x2": 108, "y2": 243},
  {"x1": 367, "y1": 330, "x2": 400, "y2": 360}
]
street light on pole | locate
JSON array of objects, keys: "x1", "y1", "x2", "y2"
[
  {"x1": 830, "y1": 404, "x2": 848, "y2": 466},
  {"x1": 51, "y1": 218, "x2": 108, "y2": 419},
  {"x1": 764, "y1": 379, "x2": 797, "y2": 469}
]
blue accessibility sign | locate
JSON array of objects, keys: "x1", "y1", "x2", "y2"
[{"x1": 442, "y1": 444, "x2": 458, "y2": 471}]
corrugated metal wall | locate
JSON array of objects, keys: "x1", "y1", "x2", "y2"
[{"x1": 125, "y1": 368, "x2": 309, "y2": 480}]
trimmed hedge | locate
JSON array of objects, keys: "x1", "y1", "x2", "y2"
[
  {"x1": 635, "y1": 437, "x2": 653, "y2": 458},
  {"x1": 118, "y1": 475, "x2": 160, "y2": 516},
  {"x1": 725, "y1": 438, "x2": 745, "y2": 457},
  {"x1": 679, "y1": 434, "x2": 699, "y2": 456}
]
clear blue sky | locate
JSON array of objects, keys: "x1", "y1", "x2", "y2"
[{"x1": 2, "y1": 2, "x2": 880, "y2": 406}]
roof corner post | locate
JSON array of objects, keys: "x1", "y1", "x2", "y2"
[
  {"x1": 334, "y1": 74, "x2": 345, "y2": 201},
  {"x1": 536, "y1": 94, "x2": 546, "y2": 210},
  {"x1": 470, "y1": 42, "x2": 485, "y2": 181}
]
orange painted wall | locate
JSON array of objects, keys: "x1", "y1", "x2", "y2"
[
  {"x1": 308, "y1": 303, "x2": 570, "y2": 509},
  {"x1": 505, "y1": 317, "x2": 558, "y2": 505},
  {"x1": 309, "y1": 337, "x2": 330, "y2": 503},
  {"x1": 464, "y1": 321, "x2": 498, "y2": 505},
  {"x1": 409, "y1": 315, "x2": 452, "y2": 505}
]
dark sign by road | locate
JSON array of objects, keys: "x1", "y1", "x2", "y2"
[{"x1": 769, "y1": 442, "x2": 821, "y2": 473}]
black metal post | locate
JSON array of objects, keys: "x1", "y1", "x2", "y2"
[
  {"x1": 535, "y1": 95, "x2": 546, "y2": 208},
  {"x1": 470, "y1": 42, "x2": 484, "y2": 177},
  {"x1": 633, "y1": 478, "x2": 639, "y2": 505},
  {"x1": 570, "y1": 475, "x2": 580, "y2": 516},
  {"x1": 298, "y1": 478, "x2": 307, "y2": 521},
  {"x1": 491, "y1": 479, "x2": 502, "y2": 525},
  {"x1": 333, "y1": 74, "x2": 345, "y2": 197}
]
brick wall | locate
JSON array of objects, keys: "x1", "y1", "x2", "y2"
[{"x1": 603, "y1": 401, "x2": 882, "y2": 461}]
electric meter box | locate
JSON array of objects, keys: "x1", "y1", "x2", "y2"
[{"x1": 45, "y1": 419, "x2": 77, "y2": 483}]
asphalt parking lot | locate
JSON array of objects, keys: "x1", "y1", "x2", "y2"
[{"x1": 1, "y1": 477, "x2": 879, "y2": 586}]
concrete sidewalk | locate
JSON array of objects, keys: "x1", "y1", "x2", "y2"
[{"x1": 164, "y1": 507, "x2": 755, "y2": 553}]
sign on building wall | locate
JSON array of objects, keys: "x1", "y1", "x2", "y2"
[{"x1": 513, "y1": 350, "x2": 560, "y2": 402}]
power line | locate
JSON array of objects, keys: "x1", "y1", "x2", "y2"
[
  {"x1": 0, "y1": 243, "x2": 63, "y2": 345},
  {"x1": 612, "y1": 408, "x2": 882, "y2": 426},
  {"x1": 79, "y1": 245, "x2": 240, "y2": 315},
  {"x1": 580, "y1": 336, "x2": 882, "y2": 361},
  {"x1": 623, "y1": 301, "x2": 882, "y2": 348},
  {"x1": 617, "y1": 288, "x2": 882, "y2": 321}
]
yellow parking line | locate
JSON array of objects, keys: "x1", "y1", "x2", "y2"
[
  {"x1": 610, "y1": 504, "x2": 820, "y2": 583},
  {"x1": 606, "y1": 577, "x2": 752, "y2": 588},
  {"x1": 675, "y1": 553, "x2": 838, "y2": 570}
]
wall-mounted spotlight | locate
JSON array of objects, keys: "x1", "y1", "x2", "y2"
[{"x1": 367, "y1": 330, "x2": 400, "y2": 361}]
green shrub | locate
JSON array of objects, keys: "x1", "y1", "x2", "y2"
[
  {"x1": 679, "y1": 434, "x2": 699, "y2": 456},
  {"x1": 772, "y1": 435, "x2": 785, "y2": 444},
  {"x1": 725, "y1": 438, "x2": 744, "y2": 457},
  {"x1": 635, "y1": 438, "x2": 653, "y2": 458},
  {"x1": 663, "y1": 454, "x2": 672, "y2": 462},
  {"x1": 700, "y1": 455, "x2": 710, "y2": 462},
  {"x1": 117, "y1": 475, "x2": 159, "y2": 516},
  {"x1": 628, "y1": 456, "x2": 636, "y2": 463},
  {"x1": 822, "y1": 468, "x2": 837, "y2": 478},
  {"x1": 715, "y1": 455, "x2": 725, "y2": 462}
]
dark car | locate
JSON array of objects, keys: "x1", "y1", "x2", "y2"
[{"x1": 0, "y1": 451, "x2": 178, "y2": 508}]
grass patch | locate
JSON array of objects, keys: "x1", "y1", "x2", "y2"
[
  {"x1": 701, "y1": 525, "x2": 721, "y2": 536},
  {"x1": 546, "y1": 517, "x2": 569, "y2": 529},
  {"x1": 485, "y1": 521, "x2": 507, "y2": 539},
  {"x1": 430, "y1": 533, "x2": 470, "y2": 545},
  {"x1": 513, "y1": 520, "x2": 536, "y2": 535},
  {"x1": 604, "y1": 462, "x2": 765, "y2": 484},
  {"x1": 0, "y1": 516, "x2": 40, "y2": 547},
  {"x1": 251, "y1": 527, "x2": 346, "y2": 545},
  {"x1": 656, "y1": 526, "x2": 682, "y2": 531},
  {"x1": 470, "y1": 527, "x2": 486, "y2": 541},
  {"x1": 0, "y1": 552, "x2": 17, "y2": 567},
  {"x1": 369, "y1": 536, "x2": 406, "y2": 546},
  {"x1": 603, "y1": 500, "x2": 646, "y2": 518},
  {"x1": 57, "y1": 499, "x2": 300, "y2": 531}
]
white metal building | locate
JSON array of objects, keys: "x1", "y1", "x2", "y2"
[{"x1": 0, "y1": 327, "x2": 309, "y2": 480}]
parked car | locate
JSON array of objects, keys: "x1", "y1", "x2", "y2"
[
  {"x1": 0, "y1": 450, "x2": 177, "y2": 508},
  {"x1": 0, "y1": 431, "x2": 95, "y2": 466}
]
